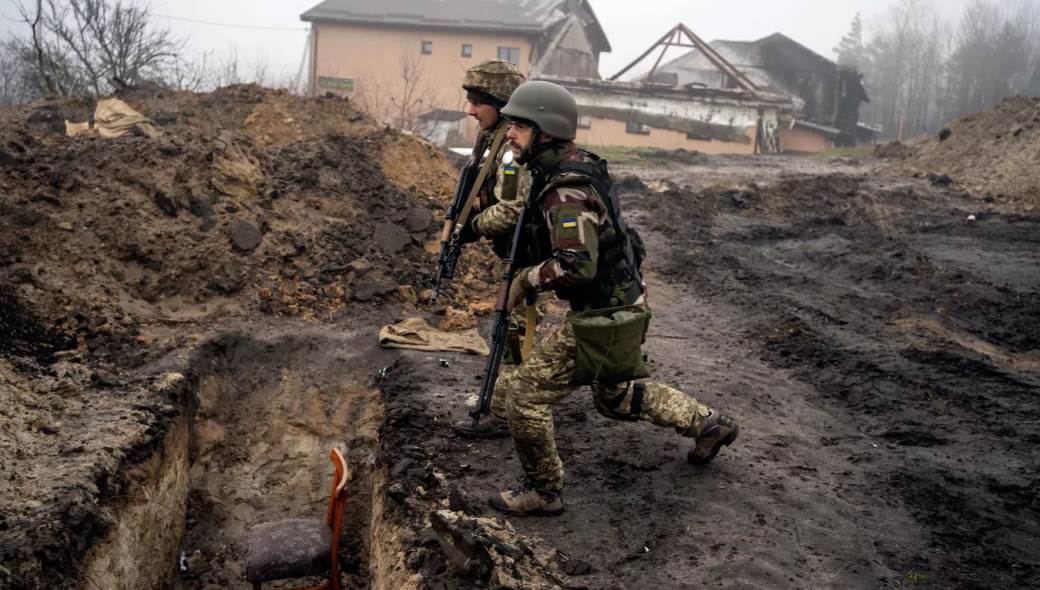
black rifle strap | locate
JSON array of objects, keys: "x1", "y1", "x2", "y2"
[
  {"x1": 604, "y1": 382, "x2": 644, "y2": 422},
  {"x1": 631, "y1": 383, "x2": 645, "y2": 417}
]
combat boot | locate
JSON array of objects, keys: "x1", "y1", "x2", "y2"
[
  {"x1": 686, "y1": 410, "x2": 740, "y2": 465},
  {"x1": 452, "y1": 414, "x2": 510, "y2": 439},
  {"x1": 489, "y1": 476, "x2": 564, "y2": 516}
]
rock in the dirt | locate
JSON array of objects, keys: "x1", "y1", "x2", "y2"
[
  {"x1": 562, "y1": 560, "x2": 593, "y2": 576},
  {"x1": 153, "y1": 190, "x2": 178, "y2": 217},
  {"x1": 348, "y1": 257, "x2": 373, "y2": 277},
  {"x1": 430, "y1": 511, "x2": 496, "y2": 579},
  {"x1": 398, "y1": 285, "x2": 418, "y2": 305},
  {"x1": 390, "y1": 458, "x2": 415, "y2": 477},
  {"x1": 58, "y1": 222, "x2": 73, "y2": 231},
  {"x1": 374, "y1": 222, "x2": 411, "y2": 254},
  {"x1": 354, "y1": 280, "x2": 385, "y2": 302},
  {"x1": 0, "y1": 149, "x2": 15, "y2": 167},
  {"x1": 200, "y1": 219, "x2": 218, "y2": 233},
  {"x1": 226, "y1": 219, "x2": 262, "y2": 252},
  {"x1": 9, "y1": 267, "x2": 33, "y2": 284},
  {"x1": 408, "y1": 208, "x2": 434, "y2": 232}
]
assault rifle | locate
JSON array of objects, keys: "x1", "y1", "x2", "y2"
[
  {"x1": 428, "y1": 128, "x2": 506, "y2": 305},
  {"x1": 470, "y1": 186, "x2": 536, "y2": 427}
]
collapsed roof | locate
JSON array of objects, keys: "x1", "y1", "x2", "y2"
[{"x1": 654, "y1": 33, "x2": 869, "y2": 130}]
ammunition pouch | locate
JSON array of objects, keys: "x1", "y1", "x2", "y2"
[{"x1": 570, "y1": 305, "x2": 651, "y2": 386}]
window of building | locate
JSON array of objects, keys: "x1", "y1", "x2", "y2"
[
  {"x1": 626, "y1": 121, "x2": 651, "y2": 135},
  {"x1": 577, "y1": 116, "x2": 592, "y2": 129},
  {"x1": 422, "y1": 41, "x2": 433, "y2": 55},
  {"x1": 461, "y1": 44, "x2": 472, "y2": 58},
  {"x1": 497, "y1": 47, "x2": 520, "y2": 65}
]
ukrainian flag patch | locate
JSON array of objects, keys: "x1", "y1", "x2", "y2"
[
  {"x1": 561, "y1": 217, "x2": 578, "y2": 228},
  {"x1": 504, "y1": 166, "x2": 517, "y2": 176}
]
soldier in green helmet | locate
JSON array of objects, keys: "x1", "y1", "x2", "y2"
[
  {"x1": 450, "y1": 59, "x2": 535, "y2": 440},
  {"x1": 483, "y1": 81, "x2": 741, "y2": 516}
]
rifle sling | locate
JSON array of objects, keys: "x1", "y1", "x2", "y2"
[{"x1": 453, "y1": 126, "x2": 508, "y2": 237}]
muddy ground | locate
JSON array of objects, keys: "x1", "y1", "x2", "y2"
[
  {"x1": 2, "y1": 88, "x2": 1038, "y2": 590},
  {"x1": 374, "y1": 154, "x2": 1040, "y2": 590}
]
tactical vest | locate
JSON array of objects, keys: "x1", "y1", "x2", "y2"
[{"x1": 522, "y1": 150, "x2": 646, "y2": 310}]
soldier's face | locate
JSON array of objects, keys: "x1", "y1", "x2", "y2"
[
  {"x1": 468, "y1": 101, "x2": 499, "y2": 131},
  {"x1": 506, "y1": 121, "x2": 534, "y2": 153}
]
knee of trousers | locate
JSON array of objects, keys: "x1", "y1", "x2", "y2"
[
  {"x1": 505, "y1": 387, "x2": 554, "y2": 441},
  {"x1": 591, "y1": 382, "x2": 643, "y2": 422}
]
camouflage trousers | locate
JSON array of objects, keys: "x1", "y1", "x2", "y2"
[
  {"x1": 488, "y1": 299, "x2": 543, "y2": 417},
  {"x1": 496, "y1": 314, "x2": 711, "y2": 491}
]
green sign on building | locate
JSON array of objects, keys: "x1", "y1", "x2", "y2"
[{"x1": 318, "y1": 77, "x2": 355, "y2": 90}]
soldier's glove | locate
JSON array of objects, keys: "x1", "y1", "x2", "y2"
[
  {"x1": 456, "y1": 214, "x2": 482, "y2": 244},
  {"x1": 506, "y1": 274, "x2": 530, "y2": 313}
]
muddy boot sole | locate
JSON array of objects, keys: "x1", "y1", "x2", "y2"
[
  {"x1": 688, "y1": 423, "x2": 740, "y2": 466},
  {"x1": 451, "y1": 421, "x2": 510, "y2": 440}
]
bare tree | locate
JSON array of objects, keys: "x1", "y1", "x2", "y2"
[
  {"x1": 357, "y1": 41, "x2": 447, "y2": 133},
  {"x1": 7, "y1": 0, "x2": 183, "y2": 97},
  {"x1": 0, "y1": 43, "x2": 37, "y2": 106},
  {"x1": 248, "y1": 49, "x2": 269, "y2": 88},
  {"x1": 855, "y1": 0, "x2": 1040, "y2": 139},
  {"x1": 166, "y1": 50, "x2": 213, "y2": 92}
]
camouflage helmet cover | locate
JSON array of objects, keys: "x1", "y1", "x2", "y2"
[{"x1": 463, "y1": 59, "x2": 526, "y2": 105}]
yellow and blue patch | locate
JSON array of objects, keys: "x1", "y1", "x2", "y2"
[
  {"x1": 561, "y1": 217, "x2": 578, "y2": 229},
  {"x1": 504, "y1": 166, "x2": 517, "y2": 176}
]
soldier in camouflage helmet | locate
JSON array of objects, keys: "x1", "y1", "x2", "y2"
[
  {"x1": 451, "y1": 59, "x2": 537, "y2": 440},
  {"x1": 484, "y1": 81, "x2": 741, "y2": 516}
]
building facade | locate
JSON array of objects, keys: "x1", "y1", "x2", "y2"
[{"x1": 301, "y1": 0, "x2": 608, "y2": 146}]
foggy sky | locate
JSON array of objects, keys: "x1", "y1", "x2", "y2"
[{"x1": 1, "y1": 0, "x2": 972, "y2": 82}]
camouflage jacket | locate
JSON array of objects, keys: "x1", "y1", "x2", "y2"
[
  {"x1": 472, "y1": 120, "x2": 531, "y2": 237},
  {"x1": 517, "y1": 142, "x2": 637, "y2": 306}
]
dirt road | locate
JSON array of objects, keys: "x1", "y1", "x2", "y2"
[{"x1": 377, "y1": 154, "x2": 1040, "y2": 590}]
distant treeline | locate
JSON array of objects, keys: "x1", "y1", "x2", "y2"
[{"x1": 835, "y1": 0, "x2": 1040, "y2": 139}]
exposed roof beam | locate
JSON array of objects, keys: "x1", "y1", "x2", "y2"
[{"x1": 609, "y1": 23, "x2": 760, "y2": 96}]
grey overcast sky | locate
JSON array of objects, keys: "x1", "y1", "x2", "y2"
[{"x1": 1, "y1": 0, "x2": 972, "y2": 81}]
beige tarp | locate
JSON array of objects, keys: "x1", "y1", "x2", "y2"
[
  {"x1": 210, "y1": 130, "x2": 263, "y2": 200},
  {"x1": 65, "y1": 98, "x2": 163, "y2": 138},
  {"x1": 378, "y1": 318, "x2": 490, "y2": 356}
]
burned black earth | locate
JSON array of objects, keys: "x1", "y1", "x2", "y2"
[{"x1": 377, "y1": 156, "x2": 1040, "y2": 590}]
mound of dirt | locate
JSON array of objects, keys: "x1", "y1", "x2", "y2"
[
  {"x1": 0, "y1": 92, "x2": 496, "y2": 374},
  {"x1": 8, "y1": 84, "x2": 377, "y2": 147},
  {"x1": 873, "y1": 140, "x2": 917, "y2": 160},
  {"x1": 887, "y1": 96, "x2": 1040, "y2": 205},
  {"x1": 0, "y1": 87, "x2": 504, "y2": 590}
]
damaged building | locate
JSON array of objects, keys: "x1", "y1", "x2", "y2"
[
  {"x1": 300, "y1": 1, "x2": 868, "y2": 153},
  {"x1": 300, "y1": 0, "x2": 608, "y2": 146},
  {"x1": 542, "y1": 24, "x2": 871, "y2": 154},
  {"x1": 648, "y1": 30, "x2": 872, "y2": 152}
]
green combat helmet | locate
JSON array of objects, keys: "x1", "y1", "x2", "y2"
[
  {"x1": 463, "y1": 59, "x2": 527, "y2": 107},
  {"x1": 501, "y1": 80, "x2": 579, "y2": 141}
]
